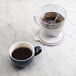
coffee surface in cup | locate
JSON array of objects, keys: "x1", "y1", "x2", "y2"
[
  {"x1": 12, "y1": 47, "x2": 32, "y2": 60},
  {"x1": 41, "y1": 12, "x2": 64, "y2": 29}
]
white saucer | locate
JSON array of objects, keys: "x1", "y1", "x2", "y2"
[{"x1": 34, "y1": 30, "x2": 64, "y2": 46}]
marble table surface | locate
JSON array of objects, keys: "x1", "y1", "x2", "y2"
[{"x1": 0, "y1": 0, "x2": 76, "y2": 76}]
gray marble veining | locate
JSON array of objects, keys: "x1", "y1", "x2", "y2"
[{"x1": 0, "y1": 0, "x2": 76, "y2": 76}]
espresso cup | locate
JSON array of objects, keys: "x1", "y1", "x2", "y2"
[{"x1": 9, "y1": 41, "x2": 42, "y2": 67}]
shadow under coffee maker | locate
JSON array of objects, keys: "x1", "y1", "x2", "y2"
[{"x1": 34, "y1": 4, "x2": 66, "y2": 46}]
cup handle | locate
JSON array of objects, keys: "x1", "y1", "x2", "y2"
[{"x1": 34, "y1": 46, "x2": 42, "y2": 56}]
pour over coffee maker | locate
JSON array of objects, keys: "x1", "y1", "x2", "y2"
[{"x1": 34, "y1": 4, "x2": 66, "y2": 45}]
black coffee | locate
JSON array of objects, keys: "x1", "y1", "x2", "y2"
[
  {"x1": 41, "y1": 12, "x2": 64, "y2": 29},
  {"x1": 12, "y1": 47, "x2": 32, "y2": 60}
]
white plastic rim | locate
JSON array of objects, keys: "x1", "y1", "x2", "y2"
[{"x1": 34, "y1": 30, "x2": 64, "y2": 46}]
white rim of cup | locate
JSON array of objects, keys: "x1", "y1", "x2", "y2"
[{"x1": 9, "y1": 41, "x2": 34, "y2": 61}]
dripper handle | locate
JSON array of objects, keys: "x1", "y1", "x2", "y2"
[{"x1": 34, "y1": 15, "x2": 40, "y2": 26}]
